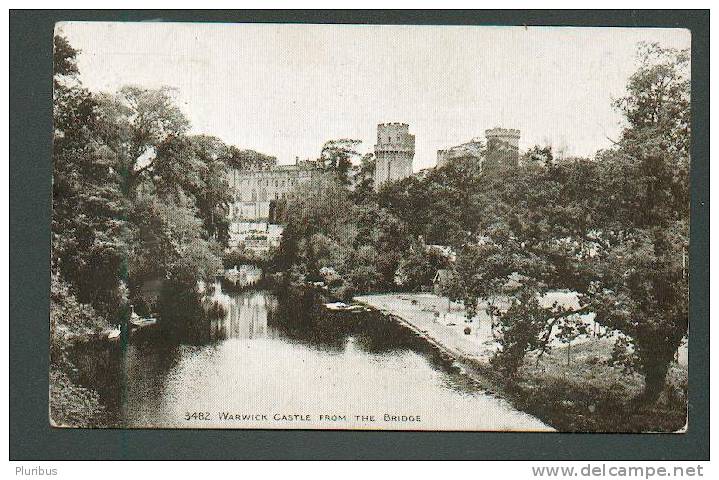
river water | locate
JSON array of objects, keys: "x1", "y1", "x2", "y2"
[{"x1": 77, "y1": 282, "x2": 551, "y2": 431}]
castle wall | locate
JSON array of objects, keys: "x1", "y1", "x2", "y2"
[
  {"x1": 436, "y1": 149, "x2": 451, "y2": 169},
  {"x1": 435, "y1": 128, "x2": 521, "y2": 170},
  {"x1": 227, "y1": 165, "x2": 322, "y2": 222}
]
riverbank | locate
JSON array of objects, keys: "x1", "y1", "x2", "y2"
[
  {"x1": 355, "y1": 293, "x2": 497, "y2": 363},
  {"x1": 355, "y1": 292, "x2": 688, "y2": 432}
]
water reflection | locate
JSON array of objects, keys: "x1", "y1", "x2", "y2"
[
  {"x1": 210, "y1": 289, "x2": 277, "y2": 340},
  {"x1": 72, "y1": 283, "x2": 552, "y2": 431}
]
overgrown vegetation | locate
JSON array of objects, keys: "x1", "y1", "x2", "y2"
[
  {"x1": 50, "y1": 34, "x2": 272, "y2": 425},
  {"x1": 277, "y1": 43, "x2": 690, "y2": 422},
  {"x1": 510, "y1": 339, "x2": 688, "y2": 432}
]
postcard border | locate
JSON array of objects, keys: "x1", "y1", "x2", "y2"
[{"x1": 9, "y1": 9, "x2": 710, "y2": 460}]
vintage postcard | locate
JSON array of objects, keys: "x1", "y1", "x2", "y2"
[{"x1": 50, "y1": 22, "x2": 690, "y2": 432}]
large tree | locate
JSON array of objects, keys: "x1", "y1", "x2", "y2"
[
  {"x1": 52, "y1": 35, "x2": 129, "y2": 320},
  {"x1": 94, "y1": 85, "x2": 190, "y2": 198},
  {"x1": 379, "y1": 156, "x2": 486, "y2": 247},
  {"x1": 590, "y1": 42, "x2": 690, "y2": 400},
  {"x1": 613, "y1": 42, "x2": 690, "y2": 159},
  {"x1": 444, "y1": 42, "x2": 690, "y2": 401}
]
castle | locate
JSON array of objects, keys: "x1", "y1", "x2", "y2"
[
  {"x1": 437, "y1": 127, "x2": 521, "y2": 169},
  {"x1": 436, "y1": 137, "x2": 484, "y2": 168},
  {"x1": 374, "y1": 123, "x2": 415, "y2": 190},
  {"x1": 226, "y1": 123, "x2": 520, "y2": 252},
  {"x1": 226, "y1": 158, "x2": 323, "y2": 252},
  {"x1": 227, "y1": 158, "x2": 322, "y2": 222}
]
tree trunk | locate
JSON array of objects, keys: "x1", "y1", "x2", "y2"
[{"x1": 641, "y1": 362, "x2": 670, "y2": 403}]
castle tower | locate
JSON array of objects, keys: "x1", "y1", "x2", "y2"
[
  {"x1": 484, "y1": 127, "x2": 520, "y2": 167},
  {"x1": 374, "y1": 123, "x2": 415, "y2": 190}
]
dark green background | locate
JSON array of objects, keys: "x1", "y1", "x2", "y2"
[{"x1": 9, "y1": 10, "x2": 710, "y2": 460}]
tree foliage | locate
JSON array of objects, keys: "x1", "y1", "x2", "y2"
[
  {"x1": 53, "y1": 35, "x2": 236, "y2": 328},
  {"x1": 441, "y1": 43, "x2": 690, "y2": 401},
  {"x1": 53, "y1": 35, "x2": 129, "y2": 321},
  {"x1": 320, "y1": 138, "x2": 361, "y2": 185},
  {"x1": 277, "y1": 174, "x2": 413, "y2": 298},
  {"x1": 226, "y1": 147, "x2": 277, "y2": 171}
]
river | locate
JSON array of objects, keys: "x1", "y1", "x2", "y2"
[{"x1": 75, "y1": 281, "x2": 552, "y2": 431}]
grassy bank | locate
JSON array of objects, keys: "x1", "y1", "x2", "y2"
[
  {"x1": 508, "y1": 338, "x2": 687, "y2": 432},
  {"x1": 357, "y1": 292, "x2": 688, "y2": 433},
  {"x1": 451, "y1": 338, "x2": 687, "y2": 433}
]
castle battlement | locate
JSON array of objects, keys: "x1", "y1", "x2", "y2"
[
  {"x1": 485, "y1": 127, "x2": 521, "y2": 138},
  {"x1": 485, "y1": 127, "x2": 521, "y2": 151}
]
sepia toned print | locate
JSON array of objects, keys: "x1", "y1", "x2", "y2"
[{"x1": 50, "y1": 22, "x2": 689, "y2": 432}]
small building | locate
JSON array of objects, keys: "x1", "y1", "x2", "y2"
[{"x1": 432, "y1": 269, "x2": 452, "y2": 295}]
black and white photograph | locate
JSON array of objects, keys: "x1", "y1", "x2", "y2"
[{"x1": 47, "y1": 20, "x2": 692, "y2": 433}]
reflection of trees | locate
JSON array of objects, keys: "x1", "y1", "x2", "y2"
[
  {"x1": 70, "y1": 286, "x2": 468, "y2": 427},
  {"x1": 69, "y1": 338, "x2": 183, "y2": 427},
  {"x1": 211, "y1": 291, "x2": 275, "y2": 341},
  {"x1": 267, "y1": 287, "x2": 454, "y2": 368},
  {"x1": 268, "y1": 288, "x2": 348, "y2": 352}
]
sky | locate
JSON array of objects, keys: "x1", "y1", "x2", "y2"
[{"x1": 59, "y1": 22, "x2": 690, "y2": 170}]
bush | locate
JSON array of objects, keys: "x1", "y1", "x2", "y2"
[{"x1": 49, "y1": 369, "x2": 106, "y2": 428}]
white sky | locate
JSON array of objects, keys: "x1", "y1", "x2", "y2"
[{"x1": 58, "y1": 22, "x2": 690, "y2": 170}]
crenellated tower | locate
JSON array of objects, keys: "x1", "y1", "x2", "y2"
[
  {"x1": 484, "y1": 127, "x2": 521, "y2": 167},
  {"x1": 374, "y1": 123, "x2": 415, "y2": 190}
]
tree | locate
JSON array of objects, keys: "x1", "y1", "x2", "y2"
[
  {"x1": 592, "y1": 42, "x2": 690, "y2": 401},
  {"x1": 53, "y1": 34, "x2": 79, "y2": 81},
  {"x1": 396, "y1": 245, "x2": 449, "y2": 292},
  {"x1": 226, "y1": 147, "x2": 277, "y2": 171},
  {"x1": 523, "y1": 145, "x2": 554, "y2": 165},
  {"x1": 276, "y1": 174, "x2": 355, "y2": 276},
  {"x1": 444, "y1": 43, "x2": 689, "y2": 400},
  {"x1": 52, "y1": 34, "x2": 129, "y2": 320},
  {"x1": 51, "y1": 35, "x2": 124, "y2": 425},
  {"x1": 445, "y1": 160, "x2": 600, "y2": 377},
  {"x1": 277, "y1": 172, "x2": 412, "y2": 296},
  {"x1": 192, "y1": 136, "x2": 232, "y2": 245},
  {"x1": 153, "y1": 134, "x2": 232, "y2": 245},
  {"x1": 127, "y1": 190, "x2": 223, "y2": 314},
  {"x1": 94, "y1": 86, "x2": 190, "y2": 198},
  {"x1": 378, "y1": 156, "x2": 485, "y2": 247},
  {"x1": 349, "y1": 153, "x2": 376, "y2": 203},
  {"x1": 88, "y1": 85, "x2": 227, "y2": 320},
  {"x1": 613, "y1": 42, "x2": 690, "y2": 159},
  {"x1": 320, "y1": 138, "x2": 361, "y2": 185}
]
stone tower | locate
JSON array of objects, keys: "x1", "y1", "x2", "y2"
[
  {"x1": 484, "y1": 127, "x2": 521, "y2": 167},
  {"x1": 374, "y1": 123, "x2": 415, "y2": 190}
]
